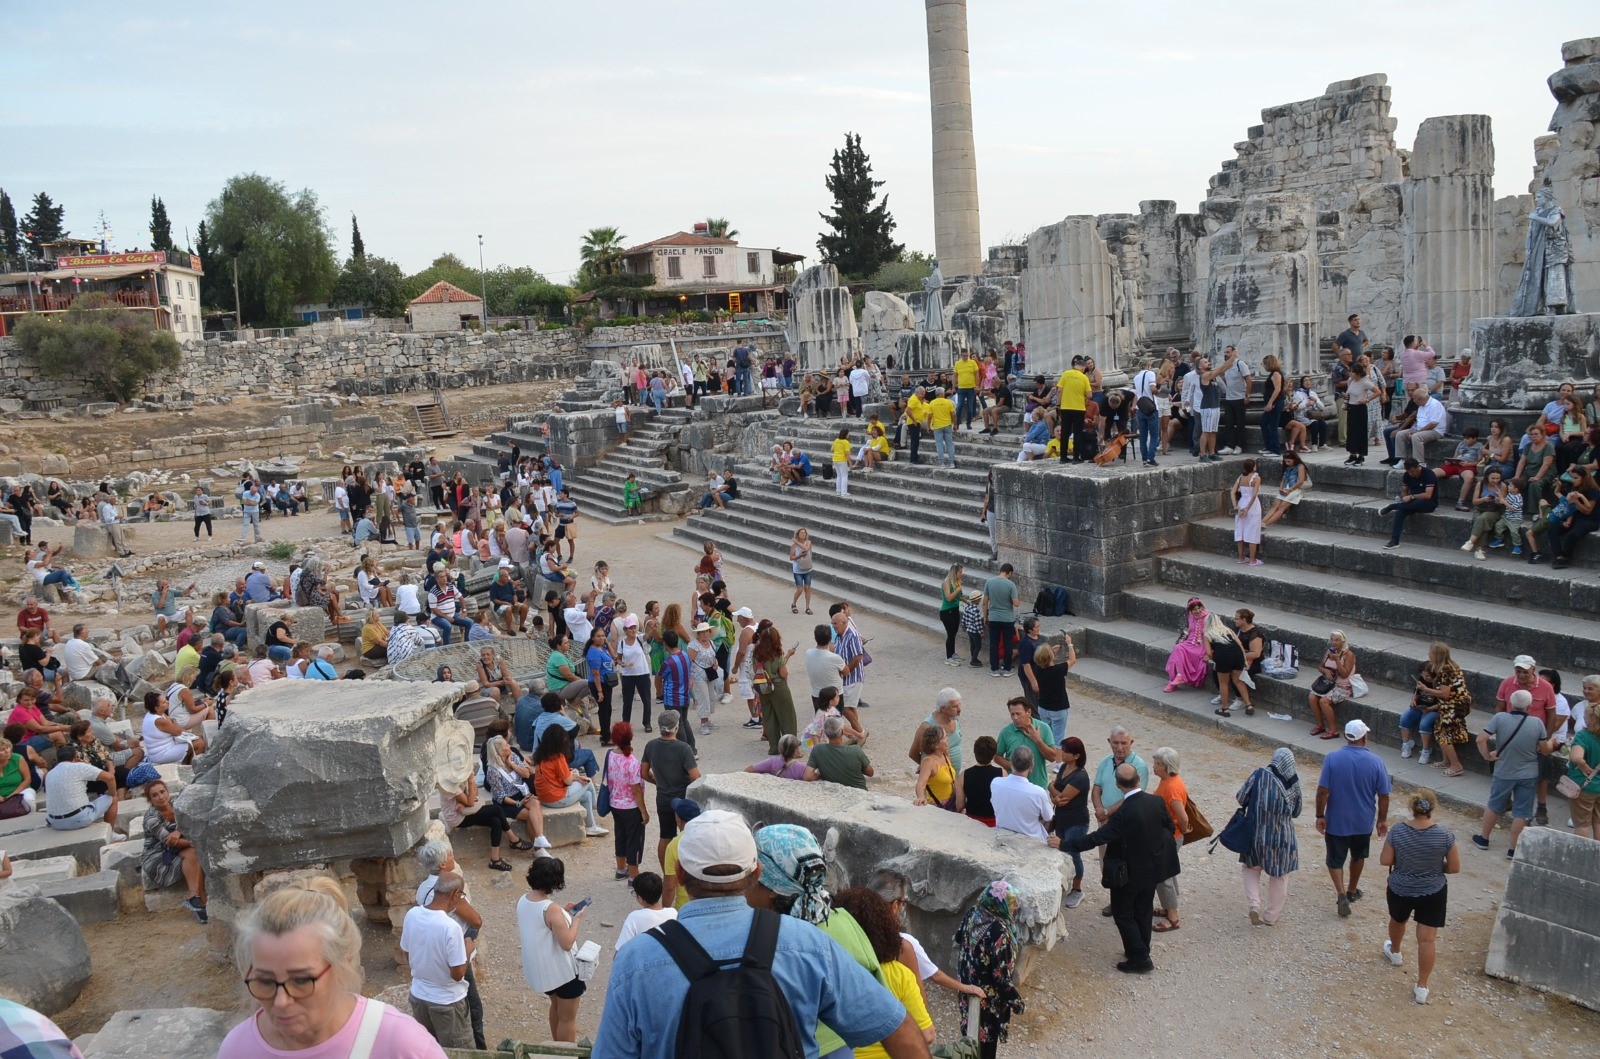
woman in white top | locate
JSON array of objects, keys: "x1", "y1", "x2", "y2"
[
  {"x1": 1231, "y1": 459, "x2": 1264, "y2": 566},
  {"x1": 165, "y1": 667, "x2": 215, "y2": 730},
  {"x1": 518, "y1": 855, "x2": 587, "y2": 1043},
  {"x1": 789, "y1": 528, "x2": 814, "y2": 616},
  {"x1": 142, "y1": 689, "x2": 205, "y2": 764},
  {"x1": 615, "y1": 620, "x2": 653, "y2": 730},
  {"x1": 356, "y1": 556, "x2": 394, "y2": 609},
  {"x1": 395, "y1": 573, "x2": 423, "y2": 624}
]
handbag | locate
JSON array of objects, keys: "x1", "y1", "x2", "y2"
[
  {"x1": 1556, "y1": 773, "x2": 1583, "y2": 799},
  {"x1": 573, "y1": 939, "x2": 602, "y2": 982},
  {"x1": 1310, "y1": 674, "x2": 1336, "y2": 696},
  {"x1": 1212, "y1": 790, "x2": 1257, "y2": 856},
  {"x1": 1349, "y1": 673, "x2": 1369, "y2": 698},
  {"x1": 596, "y1": 750, "x2": 613, "y2": 817},
  {"x1": 1182, "y1": 795, "x2": 1213, "y2": 845},
  {"x1": 1100, "y1": 854, "x2": 1130, "y2": 889}
]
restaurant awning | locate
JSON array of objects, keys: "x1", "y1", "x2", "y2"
[{"x1": 36, "y1": 263, "x2": 154, "y2": 281}]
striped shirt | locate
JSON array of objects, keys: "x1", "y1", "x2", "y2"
[
  {"x1": 660, "y1": 650, "x2": 692, "y2": 709},
  {"x1": 1385, "y1": 821, "x2": 1455, "y2": 897},
  {"x1": 835, "y1": 627, "x2": 865, "y2": 688}
]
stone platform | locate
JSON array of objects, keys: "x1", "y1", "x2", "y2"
[
  {"x1": 1457, "y1": 312, "x2": 1600, "y2": 408},
  {"x1": 1486, "y1": 827, "x2": 1600, "y2": 1011}
]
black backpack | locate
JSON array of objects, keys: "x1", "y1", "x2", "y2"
[
  {"x1": 648, "y1": 908, "x2": 805, "y2": 1059},
  {"x1": 1034, "y1": 588, "x2": 1057, "y2": 617}
]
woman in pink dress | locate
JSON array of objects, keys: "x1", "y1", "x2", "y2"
[{"x1": 1164, "y1": 598, "x2": 1210, "y2": 692}]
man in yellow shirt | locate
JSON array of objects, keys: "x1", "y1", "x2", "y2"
[
  {"x1": 903, "y1": 386, "x2": 931, "y2": 465},
  {"x1": 927, "y1": 388, "x2": 957, "y2": 468},
  {"x1": 952, "y1": 350, "x2": 980, "y2": 431},
  {"x1": 1057, "y1": 355, "x2": 1093, "y2": 463}
]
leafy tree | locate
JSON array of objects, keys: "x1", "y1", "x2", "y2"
[
  {"x1": 203, "y1": 173, "x2": 338, "y2": 325},
  {"x1": 706, "y1": 217, "x2": 739, "y2": 240},
  {"x1": 149, "y1": 197, "x2": 174, "y2": 251},
  {"x1": 817, "y1": 132, "x2": 902, "y2": 279},
  {"x1": 579, "y1": 227, "x2": 627, "y2": 279},
  {"x1": 350, "y1": 214, "x2": 365, "y2": 259},
  {"x1": 0, "y1": 190, "x2": 17, "y2": 262},
  {"x1": 865, "y1": 249, "x2": 933, "y2": 294},
  {"x1": 400, "y1": 255, "x2": 559, "y2": 317},
  {"x1": 193, "y1": 220, "x2": 223, "y2": 309},
  {"x1": 330, "y1": 253, "x2": 405, "y2": 317},
  {"x1": 21, "y1": 193, "x2": 66, "y2": 254},
  {"x1": 12, "y1": 293, "x2": 181, "y2": 402},
  {"x1": 507, "y1": 280, "x2": 573, "y2": 319}
]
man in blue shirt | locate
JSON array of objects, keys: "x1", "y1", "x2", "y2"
[
  {"x1": 656, "y1": 631, "x2": 696, "y2": 751},
  {"x1": 516, "y1": 690, "x2": 598, "y2": 778},
  {"x1": 593, "y1": 810, "x2": 928, "y2": 1059},
  {"x1": 1316, "y1": 719, "x2": 1392, "y2": 917},
  {"x1": 243, "y1": 562, "x2": 277, "y2": 603}
]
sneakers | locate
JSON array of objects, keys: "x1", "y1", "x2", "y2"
[
  {"x1": 944, "y1": 657, "x2": 962, "y2": 667},
  {"x1": 1535, "y1": 803, "x2": 1549, "y2": 827},
  {"x1": 533, "y1": 835, "x2": 552, "y2": 849},
  {"x1": 1413, "y1": 985, "x2": 1429, "y2": 1005},
  {"x1": 1001, "y1": 669, "x2": 1014, "y2": 678},
  {"x1": 1400, "y1": 740, "x2": 1414, "y2": 759},
  {"x1": 1210, "y1": 695, "x2": 1223, "y2": 706},
  {"x1": 969, "y1": 659, "x2": 983, "y2": 668},
  {"x1": 990, "y1": 670, "x2": 1004, "y2": 678},
  {"x1": 719, "y1": 693, "x2": 733, "y2": 705},
  {"x1": 741, "y1": 718, "x2": 762, "y2": 729},
  {"x1": 1474, "y1": 548, "x2": 1487, "y2": 560},
  {"x1": 1418, "y1": 749, "x2": 1432, "y2": 765},
  {"x1": 183, "y1": 896, "x2": 208, "y2": 924},
  {"x1": 1064, "y1": 890, "x2": 1084, "y2": 909},
  {"x1": 1383, "y1": 940, "x2": 1403, "y2": 967},
  {"x1": 1459, "y1": 540, "x2": 1474, "y2": 552},
  {"x1": 1249, "y1": 909, "x2": 1264, "y2": 926},
  {"x1": 1512, "y1": 545, "x2": 1523, "y2": 556},
  {"x1": 1230, "y1": 698, "x2": 1245, "y2": 711},
  {"x1": 585, "y1": 825, "x2": 611, "y2": 837},
  {"x1": 1471, "y1": 834, "x2": 1490, "y2": 850},
  {"x1": 1384, "y1": 540, "x2": 1401, "y2": 549},
  {"x1": 1489, "y1": 538, "x2": 1505, "y2": 549},
  {"x1": 699, "y1": 722, "x2": 712, "y2": 736},
  {"x1": 1337, "y1": 893, "x2": 1351, "y2": 917}
]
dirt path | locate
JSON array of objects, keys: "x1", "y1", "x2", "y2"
[{"x1": 57, "y1": 513, "x2": 1600, "y2": 1056}]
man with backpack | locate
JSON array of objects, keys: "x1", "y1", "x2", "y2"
[{"x1": 593, "y1": 809, "x2": 931, "y2": 1058}]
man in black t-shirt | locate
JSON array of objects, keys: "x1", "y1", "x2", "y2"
[{"x1": 1381, "y1": 459, "x2": 1438, "y2": 549}]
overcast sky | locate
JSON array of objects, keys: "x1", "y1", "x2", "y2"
[{"x1": 4, "y1": 2, "x2": 1592, "y2": 281}]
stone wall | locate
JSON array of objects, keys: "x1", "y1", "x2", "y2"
[
  {"x1": 0, "y1": 321, "x2": 765, "y2": 405},
  {"x1": 1486, "y1": 827, "x2": 1600, "y2": 1011}
]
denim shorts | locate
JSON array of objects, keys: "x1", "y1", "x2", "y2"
[
  {"x1": 793, "y1": 570, "x2": 813, "y2": 587},
  {"x1": 1487, "y1": 775, "x2": 1537, "y2": 820},
  {"x1": 1398, "y1": 706, "x2": 1437, "y2": 733}
]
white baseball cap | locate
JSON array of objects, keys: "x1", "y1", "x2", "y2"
[
  {"x1": 732, "y1": 607, "x2": 754, "y2": 620},
  {"x1": 676, "y1": 809, "x2": 758, "y2": 883},
  {"x1": 1344, "y1": 719, "x2": 1370, "y2": 741},
  {"x1": 1512, "y1": 654, "x2": 1537, "y2": 671}
]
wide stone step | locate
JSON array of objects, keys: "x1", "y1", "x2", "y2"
[
  {"x1": 1268, "y1": 488, "x2": 1592, "y2": 555},
  {"x1": 680, "y1": 514, "x2": 990, "y2": 605},
  {"x1": 694, "y1": 482, "x2": 992, "y2": 558},
  {"x1": 1156, "y1": 549, "x2": 1600, "y2": 672},
  {"x1": 1121, "y1": 584, "x2": 1526, "y2": 718},
  {"x1": 1084, "y1": 616, "x2": 1495, "y2": 776},
  {"x1": 1185, "y1": 518, "x2": 1600, "y2": 621},
  {"x1": 726, "y1": 453, "x2": 996, "y2": 496},
  {"x1": 1065, "y1": 655, "x2": 1494, "y2": 818}
]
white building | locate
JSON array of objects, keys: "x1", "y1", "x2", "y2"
[
  {"x1": 610, "y1": 231, "x2": 804, "y2": 317},
  {"x1": 407, "y1": 281, "x2": 483, "y2": 332}
]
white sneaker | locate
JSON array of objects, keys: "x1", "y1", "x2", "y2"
[
  {"x1": 1474, "y1": 548, "x2": 1487, "y2": 560},
  {"x1": 1418, "y1": 749, "x2": 1432, "y2": 765},
  {"x1": 699, "y1": 723, "x2": 712, "y2": 736},
  {"x1": 585, "y1": 826, "x2": 610, "y2": 837},
  {"x1": 1413, "y1": 985, "x2": 1429, "y2": 1005},
  {"x1": 1210, "y1": 695, "x2": 1223, "y2": 705},
  {"x1": 1230, "y1": 698, "x2": 1244, "y2": 711},
  {"x1": 719, "y1": 693, "x2": 732, "y2": 705},
  {"x1": 533, "y1": 835, "x2": 552, "y2": 849},
  {"x1": 1400, "y1": 740, "x2": 1414, "y2": 759},
  {"x1": 1460, "y1": 540, "x2": 1474, "y2": 552},
  {"x1": 1383, "y1": 940, "x2": 1403, "y2": 966},
  {"x1": 944, "y1": 657, "x2": 962, "y2": 666}
]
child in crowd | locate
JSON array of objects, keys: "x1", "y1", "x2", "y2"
[
  {"x1": 1490, "y1": 478, "x2": 1527, "y2": 555},
  {"x1": 614, "y1": 871, "x2": 675, "y2": 951},
  {"x1": 621, "y1": 474, "x2": 642, "y2": 517},
  {"x1": 1437, "y1": 427, "x2": 1484, "y2": 510}
]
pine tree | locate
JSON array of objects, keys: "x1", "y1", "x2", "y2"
[
  {"x1": 21, "y1": 192, "x2": 66, "y2": 254},
  {"x1": 149, "y1": 196, "x2": 174, "y2": 251},
  {"x1": 816, "y1": 133, "x2": 902, "y2": 279},
  {"x1": 0, "y1": 190, "x2": 17, "y2": 262},
  {"x1": 195, "y1": 219, "x2": 217, "y2": 307},
  {"x1": 350, "y1": 214, "x2": 365, "y2": 259}
]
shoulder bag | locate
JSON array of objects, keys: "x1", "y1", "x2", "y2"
[
  {"x1": 1182, "y1": 795, "x2": 1213, "y2": 845},
  {"x1": 596, "y1": 750, "x2": 614, "y2": 817}
]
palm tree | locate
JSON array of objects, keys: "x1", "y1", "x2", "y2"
[
  {"x1": 580, "y1": 226, "x2": 627, "y2": 277},
  {"x1": 706, "y1": 217, "x2": 739, "y2": 240}
]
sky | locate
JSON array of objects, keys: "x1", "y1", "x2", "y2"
[{"x1": 3, "y1": 1, "x2": 1593, "y2": 282}]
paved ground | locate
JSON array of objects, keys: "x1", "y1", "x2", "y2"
[{"x1": 58, "y1": 508, "x2": 1600, "y2": 1055}]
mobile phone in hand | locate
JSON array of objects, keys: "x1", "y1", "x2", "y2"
[{"x1": 571, "y1": 897, "x2": 592, "y2": 914}]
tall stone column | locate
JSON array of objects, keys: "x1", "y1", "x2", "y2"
[
  {"x1": 1403, "y1": 115, "x2": 1495, "y2": 357},
  {"x1": 1020, "y1": 217, "x2": 1120, "y2": 377},
  {"x1": 925, "y1": 0, "x2": 982, "y2": 278}
]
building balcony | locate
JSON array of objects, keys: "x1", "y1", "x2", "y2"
[{"x1": 0, "y1": 289, "x2": 158, "y2": 313}]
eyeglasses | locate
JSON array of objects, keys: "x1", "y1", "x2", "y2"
[{"x1": 244, "y1": 965, "x2": 333, "y2": 1002}]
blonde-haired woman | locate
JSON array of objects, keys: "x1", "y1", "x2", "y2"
[
  {"x1": 790, "y1": 528, "x2": 814, "y2": 615},
  {"x1": 165, "y1": 666, "x2": 215, "y2": 731},
  {"x1": 1309, "y1": 631, "x2": 1356, "y2": 738},
  {"x1": 220, "y1": 877, "x2": 447, "y2": 1056},
  {"x1": 1379, "y1": 788, "x2": 1460, "y2": 1005},
  {"x1": 357, "y1": 555, "x2": 394, "y2": 608},
  {"x1": 939, "y1": 562, "x2": 965, "y2": 666},
  {"x1": 1205, "y1": 613, "x2": 1254, "y2": 717}
]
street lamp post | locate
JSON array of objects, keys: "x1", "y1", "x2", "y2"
[{"x1": 478, "y1": 235, "x2": 489, "y2": 330}]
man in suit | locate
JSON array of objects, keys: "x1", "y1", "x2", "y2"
[{"x1": 1062, "y1": 763, "x2": 1181, "y2": 973}]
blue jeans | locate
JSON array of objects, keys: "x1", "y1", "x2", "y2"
[
  {"x1": 933, "y1": 426, "x2": 955, "y2": 466},
  {"x1": 573, "y1": 747, "x2": 598, "y2": 778},
  {"x1": 268, "y1": 645, "x2": 292, "y2": 663},
  {"x1": 1059, "y1": 822, "x2": 1089, "y2": 881},
  {"x1": 735, "y1": 366, "x2": 751, "y2": 395},
  {"x1": 956, "y1": 388, "x2": 977, "y2": 429},
  {"x1": 42, "y1": 569, "x2": 79, "y2": 590},
  {"x1": 1189, "y1": 411, "x2": 1203, "y2": 454},
  {"x1": 1039, "y1": 706, "x2": 1069, "y2": 746},
  {"x1": 699, "y1": 491, "x2": 731, "y2": 509},
  {"x1": 1135, "y1": 410, "x2": 1160, "y2": 462},
  {"x1": 1398, "y1": 707, "x2": 1438, "y2": 734},
  {"x1": 1388, "y1": 498, "x2": 1437, "y2": 544},
  {"x1": 1260, "y1": 405, "x2": 1283, "y2": 454},
  {"x1": 220, "y1": 626, "x2": 248, "y2": 648},
  {"x1": 239, "y1": 509, "x2": 261, "y2": 541},
  {"x1": 430, "y1": 614, "x2": 473, "y2": 645},
  {"x1": 649, "y1": 389, "x2": 664, "y2": 412}
]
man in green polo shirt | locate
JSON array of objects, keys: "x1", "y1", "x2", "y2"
[{"x1": 996, "y1": 697, "x2": 1060, "y2": 787}]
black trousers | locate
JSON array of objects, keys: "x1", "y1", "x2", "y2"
[
  {"x1": 1221, "y1": 399, "x2": 1247, "y2": 450},
  {"x1": 621, "y1": 674, "x2": 652, "y2": 727},
  {"x1": 1058, "y1": 410, "x2": 1085, "y2": 461},
  {"x1": 908, "y1": 424, "x2": 923, "y2": 463},
  {"x1": 194, "y1": 515, "x2": 213, "y2": 538},
  {"x1": 1111, "y1": 883, "x2": 1157, "y2": 964},
  {"x1": 429, "y1": 484, "x2": 446, "y2": 509},
  {"x1": 939, "y1": 607, "x2": 960, "y2": 658}
]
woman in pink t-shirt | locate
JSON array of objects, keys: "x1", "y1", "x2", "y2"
[
  {"x1": 219, "y1": 878, "x2": 445, "y2": 1058},
  {"x1": 605, "y1": 722, "x2": 649, "y2": 882}
]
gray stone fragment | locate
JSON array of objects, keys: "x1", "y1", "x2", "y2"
[
  {"x1": 39, "y1": 869, "x2": 121, "y2": 925},
  {"x1": 0, "y1": 886, "x2": 92, "y2": 1015},
  {"x1": 78, "y1": 1008, "x2": 237, "y2": 1058},
  {"x1": 1485, "y1": 827, "x2": 1600, "y2": 1011}
]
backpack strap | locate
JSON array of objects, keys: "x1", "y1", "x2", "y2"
[
  {"x1": 741, "y1": 907, "x2": 781, "y2": 972},
  {"x1": 649, "y1": 919, "x2": 721, "y2": 982}
]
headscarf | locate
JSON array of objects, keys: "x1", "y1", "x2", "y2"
[
  {"x1": 754, "y1": 824, "x2": 831, "y2": 924},
  {"x1": 1268, "y1": 748, "x2": 1302, "y2": 817},
  {"x1": 955, "y1": 880, "x2": 1026, "y2": 1040}
]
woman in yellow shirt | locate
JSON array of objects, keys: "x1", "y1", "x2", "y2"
[
  {"x1": 831, "y1": 428, "x2": 853, "y2": 497},
  {"x1": 913, "y1": 726, "x2": 961, "y2": 812},
  {"x1": 863, "y1": 422, "x2": 891, "y2": 470},
  {"x1": 832, "y1": 887, "x2": 936, "y2": 1059}
]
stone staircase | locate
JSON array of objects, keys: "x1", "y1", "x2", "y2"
[
  {"x1": 411, "y1": 400, "x2": 456, "y2": 438},
  {"x1": 466, "y1": 406, "x2": 695, "y2": 524}
]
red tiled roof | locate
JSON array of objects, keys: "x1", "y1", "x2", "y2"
[
  {"x1": 409, "y1": 281, "x2": 481, "y2": 305},
  {"x1": 621, "y1": 231, "x2": 737, "y2": 255}
]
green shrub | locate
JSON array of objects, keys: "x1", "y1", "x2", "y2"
[
  {"x1": 11, "y1": 294, "x2": 182, "y2": 402},
  {"x1": 265, "y1": 541, "x2": 297, "y2": 561}
]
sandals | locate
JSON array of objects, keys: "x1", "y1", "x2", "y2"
[
  {"x1": 1153, "y1": 919, "x2": 1181, "y2": 932},
  {"x1": 1244, "y1": 705, "x2": 1255, "y2": 716},
  {"x1": 1319, "y1": 731, "x2": 1340, "y2": 740},
  {"x1": 1442, "y1": 768, "x2": 1464, "y2": 777},
  {"x1": 1309, "y1": 726, "x2": 1326, "y2": 736},
  {"x1": 507, "y1": 838, "x2": 533, "y2": 852},
  {"x1": 805, "y1": 608, "x2": 813, "y2": 615},
  {"x1": 791, "y1": 605, "x2": 799, "y2": 613},
  {"x1": 488, "y1": 859, "x2": 513, "y2": 872},
  {"x1": 1214, "y1": 708, "x2": 1233, "y2": 718}
]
